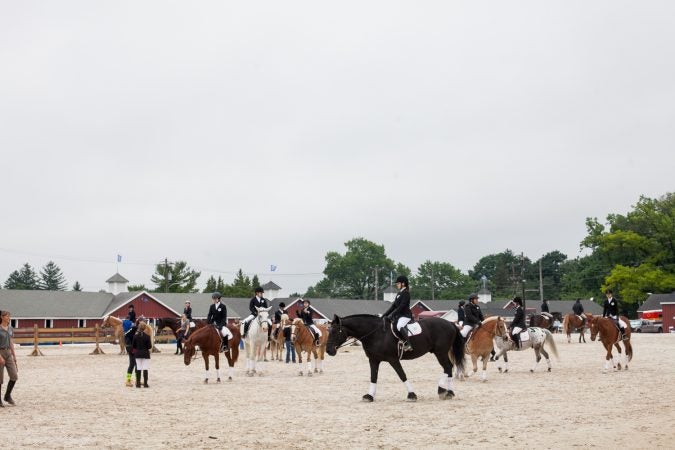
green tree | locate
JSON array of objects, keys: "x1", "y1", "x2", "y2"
[
  {"x1": 412, "y1": 260, "x2": 473, "y2": 300},
  {"x1": 203, "y1": 276, "x2": 217, "y2": 293},
  {"x1": 150, "y1": 260, "x2": 201, "y2": 293},
  {"x1": 469, "y1": 250, "x2": 527, "y2": 298},
  {"x1": 72, "y1": 281, "x2": 82, "y2": 291},
  {"x1": 222, "y1": 269, "x2": 256, "y2": 298},
  {"x1": 311, "y1": 238, "x2": 401, "y2": 299},
  {"x1": 39, "y1": 261, "x2": 67, "y2": 291},
  {"x1": 4, "y1": 263, "x2": 39, "y2": 290},
  {"x1": 602, "y1": 263, "x2": 675, "y2": 309},
  {"x1": 127, "y1": 284, "x2": 148, "y2": 292}
]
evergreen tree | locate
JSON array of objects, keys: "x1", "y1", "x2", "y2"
[
  {"x1": 39, "y1": 261, "x2": 68, "y2": 291},
  {"x1": 72, "y1": 281, "x2": 82, "y2": 291},
  {"x1": 203, "y1": 276, "x2": 217, "y2": 293},
  {"x1": 4, "y1": 263, "x2": 39, "y2": 290},
  {"x1": 252, "y1": 275, "x2": 260, "y2": 290},
  {"x1": 127, "y1": 284, "x2": 148, "y2": 292},
  {"x1": 216, "y1": 276, "x2": 226, "y2": 293},
  {"x1": 150, "y1": 260, "x2": 201, "y2": 293}
]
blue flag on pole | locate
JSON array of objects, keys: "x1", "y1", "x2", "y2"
[
  {"x1": 270, "y1": 264, "x2": 277, "y2": 272},
  {"x1": 117, "y1": 255, "x2": 122, "y2": 263}
]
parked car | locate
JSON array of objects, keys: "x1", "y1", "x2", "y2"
[{"x1": 632, "y1": 319, "x2": 663, "y2": 333}]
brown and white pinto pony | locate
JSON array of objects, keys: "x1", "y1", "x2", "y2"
[
  {"x1": 458, "y1": 316, "x2": 505, "y2": 382},
  {"x1": 291, "y1": 318, "x2": 328, "y2": 376},
  {"x1": 562, "y1": 313, "x2": 592, "y2": 343},
  {"x1": 588, "y1": 316, "x2": 633, "y2": 372}
]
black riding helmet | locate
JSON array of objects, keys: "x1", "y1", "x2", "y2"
[
  {"x1": 255, "y1": 287, "x2": 264, "y2": 294},
  {"x1": 395, "y1": 275, "x2": 409, "y2": 287},
  {"x1": 211, "y1": 292, "x2": 222, "y2": 299},
  {"x1": 513, "y1": 296, "x2": 523, "y2": 306},
  {"x1": 468, "y1": 293, "x2": 479, "y2": 302}
]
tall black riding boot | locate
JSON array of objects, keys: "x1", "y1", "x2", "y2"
[
  {"x1": 400, "y1": 327, "x2": 413, "y2": 352},
  {"x1": 243, "y1": 321, "x2": 250, "y2": 338},
  {"x1": 0, "y1": 384, "x2": 3, "y2": 407},
  {"x1": 221, "y1": 336, "x2": 230, "y2": 353},
  {"x1": 135, "y1": 371, "x2": 142, "y2": 388},
  {"x1": 143, "y1": 370, "x2": 149, "y2": 388},
  {"x1": 4, "y1": 380, "x2": 15, "y2": 405}
]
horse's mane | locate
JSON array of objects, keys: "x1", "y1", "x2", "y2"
[
  {"x1": 482, "y1": 316, "x2": 500, "y2": 323},
  {"x1": 340, "y1": 314, "x2": 380, "y2": 320}
]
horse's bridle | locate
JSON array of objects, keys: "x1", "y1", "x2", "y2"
[{"x1": 332, "y1": 322, "x2": 378, "y2": 350}]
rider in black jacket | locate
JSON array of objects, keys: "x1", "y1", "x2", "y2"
[
  {"x1": 603, "y1": 289, "x2": 628, "y2": 339},
  {"x1": 207, "y1": 292, "x2": 231, "y2": 353},
  {"x1": 242, "y1": 287, "x2": 270, "y2": 338},
  {"x1": 382, "y1": 276, "x2": 414, "y2": 351},
  {"x1": 460, "y1": 294, "x2": 484, "y2": 339},
  {"x1": 510, "y1": 297, "x2": 527, "y2": 349}
]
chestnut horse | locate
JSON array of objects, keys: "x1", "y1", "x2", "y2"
[
  {"x1": 290, "y1": 318, "x2": 328, "y2": 376},
  {"x1": 182, "y1": 324, "x2": 241, "y2": 383},
  {"x1": 589, "y1": 316, "x2": 633, "y2": 372},
  {"x1": 459, "y1": 316, "x2": 506, "y2": 382},
  {"x1": 155, "y1": 317, "x2": 206, "y2": 353},
  {"x1": 528, "y1": 312, "x2": 561, "y2": 331},
  {"x1": 562, "y1": 313, "x2": 592, "y2": 343},
  {"x1": 102, "y1": 315, "x2": 157, "y2": 354}
]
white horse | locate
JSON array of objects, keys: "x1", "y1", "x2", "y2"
[
  {"x1": 243, "y1": 306, "x2": 271, "y2": 377},
  {"x1": 493, "y1": 325, "x2": 559, "y2": 373}
]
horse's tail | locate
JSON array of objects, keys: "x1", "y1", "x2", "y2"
[
  {"x1": 562, "y1": 314, "x2": 569, "y2": 334},
  {"x1": 624, "y1": 339, "x2": 633, "y2": 362},
  {"x1": 543, "y1": 329, "x2": 559, "y2": 359},
  {"x1": 450, "y1": 326, "x2": 465, "y2": 375}
]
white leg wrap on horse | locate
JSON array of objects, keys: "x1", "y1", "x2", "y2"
[
  {"x1": 307, "y1": 362, "x2": 312, "y2": 373},
  {"x1": 438, "y1": 374, "x2": 448, "y2": 389},
  {"x1": 447, "y1": 376, "x2": 454, "y2": 391},
  {"x1": 368, "y1": 383, "x2": 377, "y2": 396},
  {"x1": 205, "y1": 370, "x2": 209, "y2": 379},
  {"x1": 481, "y1": 370, "x2": 487, "y2": 380},
  {"x1": 228, "y1": 367, "x2": 234, "y2": 378},
  {"x1": 216, "y1": 369, "x2": 221, "y2": 379},
  {"x1": 404, "y1": 380, "x2": 414, "y2": 393}
]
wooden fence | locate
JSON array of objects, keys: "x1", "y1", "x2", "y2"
[{"x1": 13, "y1": 325, "x2": 176, "y2": 356}]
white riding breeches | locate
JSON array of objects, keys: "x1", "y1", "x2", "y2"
[
  {"x1": 220, "y1": 326, "x2": 233, "y2": 339},
  {"x1": 243, "y1": 314, "x2": 254, "y2": 324},
  {"x1": 396, "y1": 317, "x2": 411, "y2": 331},
  {"x1": 310, "y1": 324, "x2": 322, "y2": 337},
  {"x1": 610, "y1": 316, "x2": 628, "y2": 329},
  {"x1": 460, "y1": 324, "x2": 474, "y2": 338}
]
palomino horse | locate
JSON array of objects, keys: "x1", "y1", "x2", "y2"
[
  {"x1": 291, "y1": 318, "x2": 328, "y2": 376},
  {"x1": 102, "y1": 315, "x2": 157, "y2": 354},
  {"x1": 492, "y1": 322, "x2": 559, "y2": 373},
  {"x1": 269, "y1": 322, "x2": 285, "y2": 361},
  {"x1": 243, "y1": 307, "x2": 271, "y2": 376},
  {"x1": 588, "y1": 316, "x2": 633, "y2": 372},
  {"x1": 528, "y1": 312, "x2": 561, "y2": 331},
  {"x1": 327, "y1": 315, "x2": 465, "y2": 402},
  {"x1": 182, "y1": 324, "x2": 241, "y2": 382},
  {"x1": 562, "y1": 313, "x2": 592, "y2": 343},
  {"x1": 459, "y1": 316, "x2": 506, "y2": 382}
]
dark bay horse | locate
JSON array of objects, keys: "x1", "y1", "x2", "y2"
[
  {"x1": 528, "y1": 312, "x2": 561, "y2": 331},
  {"x1": 589, "y1": 316, "x2": 633, "y2": 372},
  {"x1": 326, "y1": 314, "x2": 464, "y2": 402},
  {"x1": 156, "y1": 317, "x2": 206, "y2": 353},
  {"x1": 183, "y1": 324, "x2": 241, "y2": 383},
  {"x1": 562, "y1": 313, "x2": 592, "y2": 343}
]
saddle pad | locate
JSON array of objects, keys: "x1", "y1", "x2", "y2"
[
  {"x1": 189, "y1": 322, "x2": 196, "y2": 328},
  {"x1": 519, "y1": 331, "x2": 530, "y2": 342},
  {"x1": 406, "y1": 322, "x2": 422, "y2": 336}
]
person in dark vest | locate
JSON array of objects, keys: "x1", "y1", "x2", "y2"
[
  {"x1": 273, "y1": 302, "x2": 286, "y2": 339},
  {"x1": 460, "y1": 294, "x2": 484, "y2": 340},
  {"x1": 297, "y1": 299, "x2": 322, "y2": 346},
  {"x1": 0, "y1": 310, "x2": 18, "y2": 406},
  {"x1": 457, "y1": 300, "x2": 466, "y2": 327},
  {"x1": 175, "y1": 314, "x2": 188, "y2": 355},
  {"x1": 207, "y1": 292, "x2": 232, "y2": 353},
  {"x1": 572, "y1": 298, "x2": 586, "y2": 325},
  {"x1": 242, "y1": 287, "x2": 270, "y2": 339},
  {"x1": 183, "y1": 300, "x2": 193, "y2": 321},
  {"x1": 541, "y1": 299, "x2": 550, "y2": 313},
  {"x1": 123, "y1": 319, "x2": 137, "y2": 386},
  {"x1": 127, "y1": 304, "x2": 136, "y2": 324},
  {"x1": 603, "y1": 289, "x2": 628, "y2": 339},
  {"x1": 132, "y1": 321, "x2": 152, "y2": 388},
  {"x1": 510, "y1": 297, "x2": 527, "y2": 349},
  {"x1": 382, "y1": 276, "x2": 413, "y2": 351}
]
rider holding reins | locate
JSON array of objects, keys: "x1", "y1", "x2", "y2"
[
  {"x1": 460, "y1": 293, "x2": 484, "y2": 340},
  {"x1": 207, "y1": 292, "x2": 232, "y2": 353},
  {"x1": 603, "y1": 289, "x2": 628, "y2": 340},
  {"x1": 509, "y1": 297, "x2": 526, "y2": 349},
  {"x1": 242, "y1": 287, "x2": 271, "y2": 339}
]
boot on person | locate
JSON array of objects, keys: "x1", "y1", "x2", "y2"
[
  {"x1": 135, "y1": 371, "x2": 142, "y2": 388},
  {"x1": 5, "y1": 380, "x2": 16, "y2": 405},
  {"x1": 242, "y1": 321, "x2": 251, "y2": 339},
  {"x1": 400, "y1": 327, "x2": 413, "y2": 352},
  {"x1": 0, "y1": 384, "x2": 3, "y2": 408},
  {"x1": 143, "y1": 370, "x2": 149, "y2": 388},
  {"x1": 512, "y1": 333, "x2": 521, "y2": 350},
  {"x1": 125, "y1": 373, "x2": 133, "y2": 387},
  {"x1": 221, "y1": 336, "x2": 230, "y2": 353}
]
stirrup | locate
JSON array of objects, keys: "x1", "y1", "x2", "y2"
[{"x1": 402, "y1": 341, "x2": 413, "y2": 352}]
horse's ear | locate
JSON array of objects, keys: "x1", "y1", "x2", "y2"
[{"x1": 333, "y1": 314, "x2": 340, "y2": 325}]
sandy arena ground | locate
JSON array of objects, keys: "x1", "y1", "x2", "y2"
[{"x1": 1, "y1": 332, "x2": 674, "y2": 449}]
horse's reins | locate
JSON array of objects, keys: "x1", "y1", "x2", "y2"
[{"x1": 334, "y1": 323, "x2": 379, "y2": 350}]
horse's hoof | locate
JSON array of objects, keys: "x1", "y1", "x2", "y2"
[
  {"x1": 307, "y1": 372, "x2": 312, "y2": 377},
  {"x1": 258, "y1": 372, "x2": 264, "y2": 377},
  {"x1": 437, "y1": 387, "x2": 447, "y2": 399},
  {"x1": 247, "y1": 372, "x2": 254, "y2": 377},
  {"x1": 314, "y1": 369, "x2": 318, "y2": 373},
  {"x1": 498, "y1": 367, "x2": 502, "y2": 373},
  {"x1": 203, "y1": 379, "x2": 208, "y2": 384},
  {"x1": 362, "y1": 394, "x2": 374, "y2": 402},
  {"x1": 530, "y1": 369, "x2": 534, "y2": 373},
  {"x1": 228, "y1": 377, "x2": 233, "y2": 382},
  {"x1": 217, "y1": 378, "x2": 221, "y2": 383},
  {"x1": 406, "y1": 392, "x2": 417, "y2": 402},
  {"x1": 319, "y1": 370, "x2": 323, "y2": 374},
  {"x1": 547, "y1": 368, "x2": 551, "y2": 372},
  {"x1": 299, "y1": 372, "x2": 303, "y2": 376},
  {"x1": 445, "y1": 390, "x2": 455, "y2": 399}
]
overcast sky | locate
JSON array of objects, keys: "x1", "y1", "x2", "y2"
[{"x1": 1, "y1": 2, "x2": 673, "y2": 295}]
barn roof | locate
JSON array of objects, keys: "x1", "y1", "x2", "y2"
[
  {"x1": 149, "y1": 293, "x2": 246, "y2": 319},
  {"x1": 639, "y1": 292, "x2": 675, "y2": 312},
  {"x1": 0, "y1": 289, "x2": 114, "y2": 319},
  {"x1": 261, "y1": 281, "x2": 282, "y2": 291},
  {"x1": 270, "y1": 297, "x2": 390, "y2": 320}
]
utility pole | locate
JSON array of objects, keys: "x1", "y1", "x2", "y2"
[
  {"x1": 373, "y1": 267, "x2": 380, "y2": 301},
  {"x1": 539, "y1": 259, "x2": 544, "y2": 302},
  {"x1": 520, "y1": 252, "x2": 526, "y2": 309},
  {"x1": 164, "y1": 258, "x2": 170, "y2": 293},
  {"x1": 431, "y1": 266, "x2": 435, "y2": 301}
]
